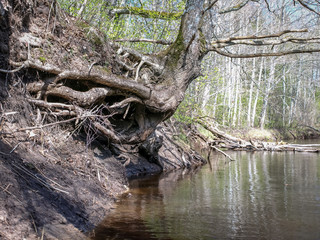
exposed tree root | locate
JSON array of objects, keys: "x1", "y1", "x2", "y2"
[{"x1": 5, "y1": 52, "x2": 168, "y2": 144}]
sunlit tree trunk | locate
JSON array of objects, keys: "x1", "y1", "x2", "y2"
[
  {"x1": 251, "y1": 58, "x2": 264, "y2": 127},
  {"x1": 260, "y1": 58, "x2": 275, "y2": 129}
]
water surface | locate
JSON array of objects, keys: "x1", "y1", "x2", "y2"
[{"x1": 93, "y1": 150, "x2": 320, "y2": 240}]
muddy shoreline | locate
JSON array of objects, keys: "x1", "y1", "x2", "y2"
[
  {"x1": 0, "y1": 135, "x2": 128, "y2": 239},
  {"x1": 0, "y1": 117, "x2": 205, "y2": 239},
  {"x1": 1, "y1": 115, "x2": 319, "y2": 239}
]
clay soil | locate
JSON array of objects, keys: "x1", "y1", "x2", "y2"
[{"x1": 0, "y1": 120, "x2": 129, "y2": 240}]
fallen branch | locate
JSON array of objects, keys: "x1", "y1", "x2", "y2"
[
  {"x1": 197, "y1": 118, "x2": 320, "y2": 153},
  {"x1": 210, "y1": 145, "x2": 235, "y2": 161},
  {"x1": 16, "y1": 115, "x2": 92, "y2": 132}
]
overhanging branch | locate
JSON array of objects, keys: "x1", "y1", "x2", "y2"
[
  {"x1": 218, "y1": 0, "x2": 259, "y2": 14},
  {"x1": 109, "y1": 6, "x2": 183, "y2": 20},
  {"x1": 212, "y1": 47, "x2": 320, "y2": 58},
  {"x1": 295, "y1": 0, "x2": 320, "y2": 16},
  {"x1": 208, "y1": 28, "x2": 320, "y2": 57},
  {"x1": 113, "y1": 38, "x2": 173, "y2": 45},
  {"x1": 212, "y1": 36, "x2": 320, "y2": 48},
  {"x1": 212, "y1": 29, "x2": 308, "y2": 43}
]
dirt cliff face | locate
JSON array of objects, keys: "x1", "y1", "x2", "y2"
[{"x1": 0, "y1": 1, "x2": 128, "y2": 239}]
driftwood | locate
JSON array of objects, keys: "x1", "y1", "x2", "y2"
[{"x1": 197, "y1": 119, "x2": 320, "y2": 153}]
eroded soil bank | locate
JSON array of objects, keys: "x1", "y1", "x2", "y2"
[
  {"x1": 0, "y1": 110, "x2": 205, "y2": 240},
  {"x1": 0, "y1": 126, "x2": 128, "y2": 239}
]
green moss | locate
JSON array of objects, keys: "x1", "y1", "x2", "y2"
[
  {"x1": 120, "y1": 6, "x2": 183, "y2": 20},
  {"x1": 90, "y1": 33, "x2": 103, "y2": 46},
  {"x1": 199, "y1": 30, "x2": 207, "y2": 53},
  {"x1": 39, "y1": 56, "x2": 46, "y2": 64},
  {"x1": 160, "y1": 29, "x2": 185, "y2": 70},
  {"x1": 76, "y1": 20, "x2": 103, "y2": 46},
  {"x1": 76, "y1": 20, "x2": 90, "y2": 30},
  {"x1": 174, "y1": 132, "x2": 189, "y2": 144}
]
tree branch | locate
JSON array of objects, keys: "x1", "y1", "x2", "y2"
[
  {"x1": 212, "y1": 47, "x2": 320, "y2": 58},
  {"x1": 212, "y1": 29, "x2": 308, "y2": 43},
  {"x1": 109, "y1": 6, "x2": 183, "y2": 20},
  {"x1": 218, "y1": 0, "x2": 259, "y2": 14},
  {"x1": 204, "y1": 0, "x2": 219, "y2": 13},
  {"x1": 113, "y1": 38, "x2": 173, "y2": 45},
  {"x1": 212, "y1": 36, "x2": 320, "y2": 48},
  {"x1": 295, "y1": 0, "x2": 320, "y2": 16},
  {"x1": 208, "y1": 28, "x2": 320, "y2": 57}
]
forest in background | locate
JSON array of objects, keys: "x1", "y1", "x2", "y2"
[{"x1": 57, "y1": 0, "x2": 320, "y2": 130}]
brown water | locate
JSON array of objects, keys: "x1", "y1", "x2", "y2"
[{"x1": 92, "y1": 150, "x2": 320, "y2": 240}]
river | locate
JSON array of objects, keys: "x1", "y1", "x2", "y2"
[{"x1": 92, "y1": 148, "x2": 320, "y2": 239}]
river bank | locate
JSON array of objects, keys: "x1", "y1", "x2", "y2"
[
  {"x1": 1, "y1": 95, "x2": 319, "y2": 239},
  {"x1": 1, "y1": 1, "x2": 319, "y2": 238},
  {"x1": 0, "y1": 100, "x2": 206, "y2": 239},
  {"x1": 1, "y1": 106, "x2": 319, "y2": 239}
]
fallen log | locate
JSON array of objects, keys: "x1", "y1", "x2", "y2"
[{"x1": 197, "y1": 119, "x2": 320, "y2": 153}]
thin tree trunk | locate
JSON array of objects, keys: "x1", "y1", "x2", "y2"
[
  {"x1": 77, "y1": 0, "x2": 88, "y2": 18},
  {"x1": 260, "y1": 58, "x2": 275, "y2": 129},
  {"x1": 251, "y1": 58, "x2": 264, "y2": 127},
  {"x1": 282, "y1": 67, "x2": 286, "y2": 127},
  {"x1": 247, "y1": 58, "x2": 256, "y2": 127}
]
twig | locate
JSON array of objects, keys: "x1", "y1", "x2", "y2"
[
  {"x1": 0, "y1": 185, "x2": 23, "y2": 203},
  {"x1": 1, "y1": 112, "x2": 19, "y2": 116},
  {"x1": 135, "y1": 59, "x2": 145, "y2": 81},
  {"x1": 12, "y1": 162, "x2": 69, "y2": 194},
  {"x1": 123, "y1": 103, "x2": 130, "y2": 119},
  {"x1": 295, "y1": 0, "x2": 320, "y2": 16},
  {"x1": 0, "y1": 142, "x2": 22, "y2": 155},
  {"x1": 33, "y1": 165, "x2": 68, "y2": 190},
  {"x1": 211, "y1": 145, "x2": 235, "y2": 161},
  {"x1": 0, "y1": 150, "x2": 10, "y2": 155},
  {"x1": 16, "y1": 115, "x2": 93, "y2": 132},
  {"x1": 46, "y1": 0, "x2": 55, "y2": 32},
  {"x1": 10, "y1": 142, "x2": 21, "y2": 153},
  {"x1": 0, "y1": 63, "x2": 26, "y2": 73},
  {"x1": 88, "y1": 61, "x2": 97, "y2": 75},
  {"x1": 114, "y1": 38, "x2": 173, "y2": 45},
  {"x1": 41, "y1": 228, "x2": 45, "y2": 240}
]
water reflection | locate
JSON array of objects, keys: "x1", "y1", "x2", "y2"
[{"x1": 92, "y1": 151, "x2": 320, "y2": 240}]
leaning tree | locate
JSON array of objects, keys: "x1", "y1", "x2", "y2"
[{"x1": 1, "y1": 0, "x2": 320, "y2": 144}]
